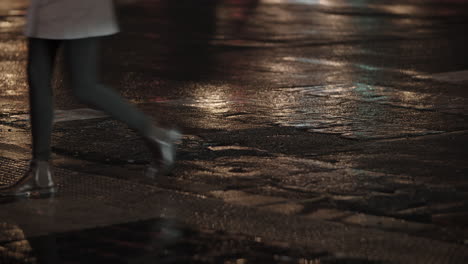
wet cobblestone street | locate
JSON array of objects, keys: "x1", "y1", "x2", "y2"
[{"x1": 1, "y1": 0, "x2": 468, "y2": 263}]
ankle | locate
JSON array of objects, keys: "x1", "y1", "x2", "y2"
[{"x1": 145, "y1": 124, "x2": 169, "y2": 141}]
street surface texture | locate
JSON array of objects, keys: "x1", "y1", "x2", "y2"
[{"x1": 1, "y1": 0, "x2": 468, "y2": 263}]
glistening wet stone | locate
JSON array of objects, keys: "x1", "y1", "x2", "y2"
[
  {"x1": 1, "y1": 0, "x2": 468, "y2": 262},
  {"x1": 1, "y1": 218, "x2": 330, "y2": 264}
]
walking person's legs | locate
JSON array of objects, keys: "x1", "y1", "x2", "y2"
[
  {"x1": 63, "y1": 37, "x2": 181, "y2": 176},
  {"x1": 0, "y1": 36, "x2": 181, "y2": 198}
]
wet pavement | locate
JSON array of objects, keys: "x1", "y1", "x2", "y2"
[{"x1": 1, "y1": 0, "x2": 468, "y2": 263}]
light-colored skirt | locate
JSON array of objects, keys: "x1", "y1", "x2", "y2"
[{"x1": 25, "y1": 0, "x2": 119, "y2": 39}]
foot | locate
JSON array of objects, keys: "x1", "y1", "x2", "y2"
[
  {"x1": 144, "y1": 127, "x2": 182, "y2": 178},
  {"x1": 0, "y1": 160, "x2": 56, "y2": 198}
]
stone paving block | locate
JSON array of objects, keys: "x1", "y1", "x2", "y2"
[
  {"x1": 432, "y1": 212, "x2": 468, "y2": 227},
  {"x1": 1, "y1": 157, "x2": 468, "y2": 263},
  {"x1": 341, "y1": 213, "x2": 434, "y2": 233},
  {"x1": 260, "y1": 202, "x2": 304, "y2": 215},
  {"x1": 304, "y1": 209, "x2": 352, "y2": 221},
  {"x1": 210, "y1": 190, "x2": 289, "y2": 206},
  {"x1": 210, "y1": 190, "x2": 304, "y2": 215}
]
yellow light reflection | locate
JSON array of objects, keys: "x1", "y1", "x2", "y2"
[
  {"x1": 191, "y1": 84, "x2": 251, "y2": 114},
  {"x1": 261, "y1": 0, "x2": 333, "y2": 6},
  {"x1": 378, "y1": 5, "x2": 422, "y2": 15},
  {"x1": 8, "y1": 10, "x2": 26, "y2": 16},
  {"x1": 192, "y1": 85, "x2": 231, "y2": 114},
  {"x1": 0, "y1": 21, "x2": 13, "y2": 28}
]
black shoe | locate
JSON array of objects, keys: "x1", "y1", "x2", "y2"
[{"x1": 0, "y1": 160, "x2": 56, "y2": 198}]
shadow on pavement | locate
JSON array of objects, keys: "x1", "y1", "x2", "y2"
[{"x1": 0, "y1": 197, "x2": 336, "y2": 264}]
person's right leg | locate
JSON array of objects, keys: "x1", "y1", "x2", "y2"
[
  {"x1": 62, "y1": 37, "x2": 156, "y2": 137},
  {"x1": 62, "y1": 37, "x2": 181, "y2": 176}
]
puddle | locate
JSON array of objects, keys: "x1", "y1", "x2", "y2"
[
  {"x1": 134, "y1": 82, "x2": 459, "y2": 140},
  {"x1": 0, "y1": 217, "x2": 330, "y2": 264},
  {"x1": 141, "y1": 81, "x2": 462, "y2": 139},
  {"x1": 9, "y1": 108, "x2": 109, "y2": 124},
  {"x1": 207, "y1": 145, "x2": 268, "y2": 153},
  {"x1": 261, "y1": 0, "x2": 325, "y2": 5},
  {"x1": 283, "y1": 56, "x2": 422, "y2": 76},
  {"x1": 256, "y1": 83, "x2": 460, "y2": 139},
  {"x1": 422, "y1": 70, "x2": 468, "y2": 83}
]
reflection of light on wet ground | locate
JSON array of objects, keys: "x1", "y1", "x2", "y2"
[
  {"x1": 283, "y1": 56, "x2": 421, "y2": 76},
  {"x1": 256, "y1": 84, "x2": 453, "y2": 139},
  {"x1": 261, "y1": 1, "x2": 468, "y2": 16},
  {"x1": 144, "y1": 96, "x2": 175, "y2": 103},
  {"x1": 0, "y1": 21, "x2": 13, "y2": 28},
  {"x1": 375, "y1": 4, "x2": 466, "y2": 17},
  {"x1": 377, "y1": 5, "x2": 421, "y2": 15},
  {"x1": 284, "y1": 57, "x2": 345, "y2": 67},
  {"x1": 421, "y1": 70, "x2": 468, "y2": 83},
  {"x1": 0, "y1": 41, "x2": 27, "y2": 54},
  {"x1": 0, "y1": 60, "x2": 29, "y2": 113},
  {"x1": 3, "y1": 89, "x2": 21, "y2": 95},
  {"x1": 348, "y1": 83, "x2": 467, "y2": 113},
  {"x1": 268, "y1": 61, "x2": 300, "y2": 73},
  {"x1": 192, "y1": 87, "x2": 231, "y2": 114},
  {"x1": 0, "y1": 16, "x2": 25, "y2": 32},
  {"x1": 0, "y1": 59, "x2": 28, "y2": 115},
  {"x1": 0, "y1": 223, "x2": 27, "y2": 241},
  {"x1": 142, "y1": 81, "x2": 463, "y2": 139},
  {"x1": 1, "y1": 73, "x2": 21, "y2": 91},
  {"x1": 261, "y1": 0, "x2": 330, "y2": 5},
  {"x1": 185, "y1": 84, "x2": 255, "y2": 114},
  {"x1": 7, "y1": 9, "x2": 26, "y2": 16}
]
